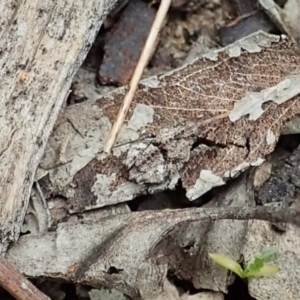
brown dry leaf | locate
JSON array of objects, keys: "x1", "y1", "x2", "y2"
[
  {"x1": 39, "y1": 31, "x2": 300, "y2": 212},
  {"x1": 122, "y1": 31, "x2": 300, "y2": 200}
]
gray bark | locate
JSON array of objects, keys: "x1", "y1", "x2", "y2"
[
  {"x1": 7, "y1": 204, "x2": 300, "y2": 299},
  {"x1": 0, "y1": 0, "x2": 118, "y2": 251}
]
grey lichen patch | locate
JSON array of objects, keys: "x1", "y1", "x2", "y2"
[
  {"x1": 89, "y1": 288, "x2": 128, "y2": 300},
  {"x1": 128, "y1": 144, "x2": 168, "y2": 184},
  {"x1": 91, "y1": 173, "x2": 117, "y2": 206},
  {"x1": 186, "y1": 170, "x2": 225, "y2": 200},
  {"x1": 183, "y1": 292, "x2": 224, "y2": 300},
  {"x1": 202, "y1": 51, "x2": 219, "y2": 61},
  {"x1": 202, "y1": 31, "x2": 280, "y2": 61},
  {"x1": 127, "y1": 103, "x2": 154, "y2": 131},
  {"x1": 40, "y1": 102, "x2": 112, "y2": 188},
  {"x1": 131, "y1": 161, "x2": 167, "y2": 184},
  {"x1": 225, "y1": 158, "x2": 264, "y2": 179},
  {"x1": 282, "y1": 116, "x2": 300, "y2": 134},
  {"x1": 224, "y1": 163, "x2": 250, "y2": 179},
  {"x1": 111, "y1": 182, "x2": 146, "y2": 204},
  {"x1": 125, "y1": 127, "x2": 193, "y2": 188},
  {"x1": 230, "y1": 75, "x2": 300, "y2": 122},
  {"x1": 186, "y1": 153, "x2": 264, "y2": 201},
  {"x1": 113, "y1": 104, "x2": 154, "y2": 157},
  {"x1": 91, "y1": 174, "x2": 145, "y2": 208},
  {"x1": 140, "y1": 76, "x2": 161, "y2": 89},
  {"x1": 227, "y1": 32, "x2": 278, "y2": 57},
  {"x1": 148, "y1": 172, "x2": 180, "y2": 194},
  {"x1": 72, "y1": 67, "x2": 116, "y2": 100},
  {"x1": 116, "y1": 104, "x2": 154, "y2": 146},
  {"x1": 266, "y1": 130, "x2": 276, "y2": 145},
  {"x1": 112, "y1": 126, "x2": 140, "y2": 157},
  {"x1": 123, "y1": 142, "x2": 151, "y2": 169},
  {"x1": 98, "y1": 85, "x2": 127, "y2": 101},
  {"x1": 164, "y1": 139, "x2": 192, "y2": 161}
]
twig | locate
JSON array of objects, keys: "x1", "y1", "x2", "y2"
[
  {"x1": 104, "y1": 0, "x2": 172, "y2": 153},
  {"x1": 0, "y1": 255, "x2": 50, "y2": 300}
]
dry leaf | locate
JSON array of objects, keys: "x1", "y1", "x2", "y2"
[{"x1": 38, "y1": 31, "x2": 300, "y2": 212}]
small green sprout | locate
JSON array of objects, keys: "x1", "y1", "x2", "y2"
[{"x1": 209, "y1": 247, "x2": 280, "y2": 279}]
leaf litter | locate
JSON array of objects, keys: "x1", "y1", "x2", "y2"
[{"x1": 15, "y1": 4, "x2": 300, "y2": 300}]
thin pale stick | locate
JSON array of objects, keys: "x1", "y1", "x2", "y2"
[{"x1": 104, "y1": 0, "x2": 172, "y2": 153}]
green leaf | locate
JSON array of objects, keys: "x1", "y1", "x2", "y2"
[
  {"x1": 209, "y1": 253, "x2": 244, "y2": 278},
  {"x1": 245, "y1": 257, "x2": 264, "y2": 274},
  {"x1": 243, "y1": 264, "x2": 280, "y2": 278},
  {"x1": 259, "y1": 247, "x2": 279, "y2": 263}
]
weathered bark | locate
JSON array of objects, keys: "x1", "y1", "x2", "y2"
[
  {"x1": 258, "y1": 0, "x2": 300, "y2": 44},
  {"x1": 0, "y1": 0, "x2": 118, "y2": 251},
  {"x1": 7, "y1": 205, "x2": 300, "y2": 299}
]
